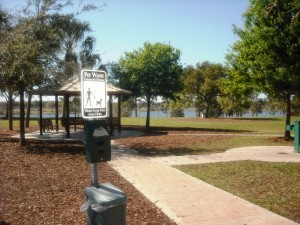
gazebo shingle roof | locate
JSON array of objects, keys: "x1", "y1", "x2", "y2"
[{"x1": 31, "y1": 78, "x2": 132, "y2": 96}]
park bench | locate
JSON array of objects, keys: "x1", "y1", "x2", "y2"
[
  {"x1": 60, "y1": 117, "x2": 84, "y2": 131},
  {"x1": 60, "y1": 117, "x2": 119, "y2": 133},
  {"x1": 38, "y1": 119, "x2": 59, "y2": 133}
]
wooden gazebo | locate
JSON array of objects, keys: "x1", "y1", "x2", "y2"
[{"x1": 31, "y1": 78, "x2": 131, "y2": 138}]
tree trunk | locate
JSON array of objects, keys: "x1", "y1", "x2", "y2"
[
  {"x1": 145, "y1": 98, "x2": 151, "y2": 129},
  {"x1": 284, "y1": 92, "x2": 291, "y2": 138},
  {"x1": 19, "y1": 88, "x2": 26, "y2": 146},
  {"x1": 8, "y1": 89, "x2": 13, "y2": 130},
  {"x1": 135, "y1": 98, "x2": 138, "y2": 117},
  {"x1": 205, "y1": 103, "x2": 209, "y2": 118},
  {"x1": 196, "y1": 108, "x2": 200, "y2": 117},
  {"x1": 26, "y1": 92, "x2": 32, "y2": 127}
]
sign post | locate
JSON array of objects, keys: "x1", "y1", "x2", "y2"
[
  {"x1": 81, "y1": 69, "x2": 108, "y2": 187},
  {"x1": 81, "y1": 69, "x2": 107, "y2": 119}
]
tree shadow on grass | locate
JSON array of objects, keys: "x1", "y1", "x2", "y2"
[
  {"x1": 134, "y1": 147, "x2": 223, "y2": 157},
  {"x1": 23, "y1": 139, "x2": 85, "y2": 156},
  {"x1": 123, "y1": 125, "x2": 252, "y2": 134},
  {"x1": 232, "y1": 117, "x2": 281, "y2": 121}
]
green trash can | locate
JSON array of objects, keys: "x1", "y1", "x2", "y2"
[{"x1": 82, "y1": 183, "x2": 127, "y2": 225}]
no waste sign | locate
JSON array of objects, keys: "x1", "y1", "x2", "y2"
[{"x1": 81, "y1": 70, "x2": 107, "y2": 118}]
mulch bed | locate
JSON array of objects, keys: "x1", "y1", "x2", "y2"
[{"x1": 0, "y1": 128, "x2": 176, "y2": 225}]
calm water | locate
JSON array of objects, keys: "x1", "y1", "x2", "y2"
[
  {"x1": 131, "y1": 109, "x2": 284, "y2": 118},
  {"x1": 2, "y1": 109, "x2": 284, "y2": 119}
]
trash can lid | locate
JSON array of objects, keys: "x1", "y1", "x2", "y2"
[{"x1": 84, "y1": 182, "x2": 127, "y2": 207}]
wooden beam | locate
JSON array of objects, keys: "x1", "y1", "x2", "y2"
[
  {"x1": 66, "y1": 94, "x2": 70, "y2": 138},
  {"x1": 39, "y1": 94, "x2": 43, "y2": 136},
  {"x1": 55, "y1": 94, "x2": 59, "y2": 131},
  {"x1": 118, "y1": 95, "x2": 121, "y2": 133},
  {"x1": 109, "y1": 94, "x2": 113, "y2": 136}
]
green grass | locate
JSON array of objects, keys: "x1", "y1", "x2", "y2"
[
  {"x1": 121, "y1": 116, "x2": 300, "y2": 135},
  {"x1": 185, "y1": 136, "x2": 292, "y2": 153},
  {"x1": 0, "y1": 119, "x2": 40, "y2": 128},
  {"x1": 175, "y1": 161, "x2": 300, "y2": 223}
]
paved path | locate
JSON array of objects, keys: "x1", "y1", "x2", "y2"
[{"x1": 109, "y1": 143, "x2": 300, "y2": 225}]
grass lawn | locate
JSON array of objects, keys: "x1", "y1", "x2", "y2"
[
  {"x1": 0, "y1": 119, "x2": 39, "y2": 128},
  {"x1": 185, "y1": 135, "x2": 293, "y2": 153},
  {"x1": 175, "y1": 161, "x2": 300, "y2": 223},
  {"x1": 122, "y1": 116, "x2": 300, "y2": 134}
]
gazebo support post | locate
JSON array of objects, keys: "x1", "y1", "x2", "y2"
[
  {"x1": 109, "y1": 94, "x2": 113, "y2": 136},
  {"x1": 55, "y1": 94, "x2": 59, "y2": 131},
  {"x1": 118, "y1": 95, "x2": 121, "y2": 133},
  {"x1": 39, "y1": 94, "x2": 43, "y2": 136},
  {"x1": 66, "y1": 94, "x2": 70, "y2": 138}
]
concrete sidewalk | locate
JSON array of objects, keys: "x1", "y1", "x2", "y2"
[{"x1": 109, "y1": 144, "x2": 300, "y2": 225}]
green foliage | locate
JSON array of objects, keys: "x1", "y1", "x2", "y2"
[
  {"x1": 169, "y1": 99, "x2": 185, "y2": 117},
  {"x1": 116, "y1": 42, "x2": 183, "y2": 99},
  {"x1": 80, "y1": 36, "x2": 101, "y2": 70},
  {"x1": 121, "y1": 97, "x2": 136, "y2": 117},
  {"x1": 249, "y1": 96, "x2": 265, "y2": 116},
  {"x1": 232, "y1": 0, "x2": 300, "y2": 97},
  {"x1": 182, "y1": 61, "x2": 225, "y2": 117},
  {"x1": 51, "y1": 14, "x2": 91, "y2": 82},
  {"x1": 113, "y1": 42, "x2": 183, "y2": 128},
  {"x1": 218, "y1": 66, "x2": 255, "y2": 116},
  {"x1": 0, "y1": 0, "x2": 102, "y2": 143},
  {"x1": 226, "y1": 0, "x2": 300, "y2": 135},
  {"x1": 266, "y1": 97, "x2": 286, "y2": 116}
]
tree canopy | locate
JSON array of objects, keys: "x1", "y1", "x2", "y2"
[
  {"x1": 0, "y1": 0, "x2": 101, "y2": 145},
  {"x1": 113, "y1": 42, "x2": 183, "y2": 128},
  {"x1": 182, "y1": 62, "x2": 225, "y2": 117},
  {"x1": 226, "y1": 0, "x2": 300, "y2": 137}
]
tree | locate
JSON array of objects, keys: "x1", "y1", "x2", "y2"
[
  {"x1": 227, "y1": 0, "x2": 300, "y2": 138},
  {"x1": 0, "y1": 5, "x2": 15, "y2": 130},
  {"x1": 113, "y1": 42, "x2": 183, "y2": 128},
  {"x1": 0, "y1": 0, "x2": 99, "y2": 145},
  {"x1": 265, "y1": 97, "x2": 286, "y2": 116},
  {"x1": 249, "y1": 96, "x2": 264, "y2": 117},
  {"x1": 163, "y1": 95, "x2": 188, "y2": 117},
  {"x1": 80, "y1": 36, "x2": 101, "y2": 70},
  {"x1": 182, "y1": 62, "x2": 225, "y2": 117},
  {"x1": 218, "y1": 67, "x2": 254, "y2": 117},
  {"x1": 0, "y1": 10, "x2": 61, "y2": 144},
  {"x1": 52, "y1": 14, "x2": 91, "y2": 82}
]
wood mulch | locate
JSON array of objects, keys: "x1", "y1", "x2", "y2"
[{"x1": 0, "y1": 127, "x2": 176, "y2": 225}]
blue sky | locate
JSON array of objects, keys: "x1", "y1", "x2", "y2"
[{"x1": 2, "y1": 0, "x2": 249, "y2": 66}]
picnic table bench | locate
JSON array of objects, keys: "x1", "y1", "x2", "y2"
[
  {"x1": 60, "y1": 117, "x2": 119, "y2": 133},
  {"x1": 38, "y1": 119, "x2": 59, "y2": 133},
  {"x1": 60, "y1": 117, "x2": 84, "y2": 131}
]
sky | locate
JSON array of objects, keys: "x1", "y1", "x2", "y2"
[{"x1": 2, "y1": 0, "x2": 249, "y2": 66}]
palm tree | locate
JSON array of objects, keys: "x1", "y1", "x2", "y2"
[
  {"x1": 52, "y1": 14, "x2": 91, "y2": 82},
  {"x1": 80, "y1": 36, "x2": 101, "y2": 70}
]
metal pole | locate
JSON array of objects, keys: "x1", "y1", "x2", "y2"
[{"x1": 90, "y1": 163, "x2": 98, "y2": 187}]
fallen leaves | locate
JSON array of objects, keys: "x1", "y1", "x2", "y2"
[{"x1": 0, "y1": 129, "x2": 176, "y2": 225}]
